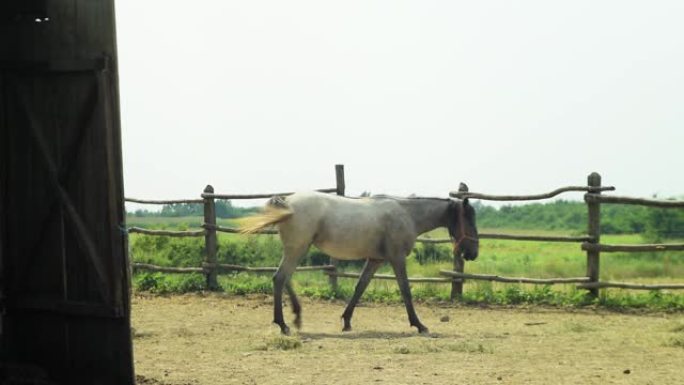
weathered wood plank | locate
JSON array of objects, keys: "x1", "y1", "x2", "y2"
[
  {"x1": 582, "y1": 242, "x2": 684, "y2": 252},
  {"x1": 134, "y1": 263, "x2": 336, "y2": 274},
  {"x1": 203, "y1": 185, "x2": 219, "y2": 290},
  {"x1": 578, "y1": 281, "x2": 684, "y2": 290},
  {"x1": 451, "y1": 183, "x2": 468, "y2": 300},
  {"x1": 6, "y1": 297, "x2": 124, "y2": 318},
  {"x1": 326, "y1": 271, "x2": 460, "y2": 283},
  {"x1": 335, "y1": 164, "x2": 346, "y2": 196},
  {"x1": 211, "y1": 264, "x2": 336, "y2": 273},
  {"x1": 202, "y1": 188, "x2": 337, "y2": 200},
  {"x1": 124, "y1": 197, "x2": 203, "y2": 204},
  {"x1": 418, "y1": 233, "x2": 592, "y2": 244},
  {"x1": 329, "y1": 164, "x2": 346, "y2": 292},
  {"x1": 450, "y1": 185, "x2": 615, "y2": 201},
  {"x1": 132, "y1": 263, "x2": 203, "y2": 274},
  {"x1": 212, "y1": 228, "x2": 590, "y2": 242},
  {"x1": 0, "y1": 58, "x2": 108, "y2": 72},
  {"x1": 585, "y1": 173, "x2": 602, "y2": 297},
  {"x1": 440, "y1": 270, "x2": 590, "y2": 284},
  {"x1": 3, "y1": 1, "x2": 136, "y2": 383},
  {"x1": 585, "y1": 193, "x2": 684, "y2": 208},
  {"x1": 208, "y1": 224, "x2": 278, "y2": 234},
  {"x1": 127, "y1": 227, "x2": 204, "y2": 237}
]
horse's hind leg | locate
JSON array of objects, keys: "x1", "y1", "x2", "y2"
[
  {"x1": 273, "y1": 266, "x2": 294, "y2": 335},
  {"x1": 273, "y1": 243, "x2": 309, "y2": 335},
  {"x1": 341, "y1": 259, "x2": 383, "y2": 332},
  {"x1": 390, "y1": 258, "x2": 429, "y2": 334},
  {"x1": 285, "y1": 282, "x2": 302, "y2": 329}
]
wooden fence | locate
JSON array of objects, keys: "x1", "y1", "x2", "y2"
[
  {"x1": 126, "y1": 168, "x2": 684, "y2": 300},
  {"x1": 127, "y1": 165, "x2": 343, "y2": 291},
  {"x1": 442, "y1": 172, "x2": 684, "y2": 298}
]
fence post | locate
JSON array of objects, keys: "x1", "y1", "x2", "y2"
[
  {"x1": 585, "y1": 172, "x2": 601, "y2": 298},
  {"x1": 327, "y1": 164, "x2": 345, "y2": 293},
  {"x1": 203, "y1": 185, "x2": 219, "y2": 290},
  {"x1": 335, "y1": 164, "x2": 346, "y2": 197},
  {"x1": 450, "y1": 182, "x2": 468, "y2": 301}
]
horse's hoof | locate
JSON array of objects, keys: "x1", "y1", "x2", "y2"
[
  {"x1": 417, "y1": 326, "x2": 429, "y2": 334},
  {"x1": 342, "y1": 325, "x2": 352, "y2": 332},
  {"x1": 280, "y1": 325, "x2": 291, "y2": 335},
  {"x1": 294, "y1": 316, "x2": 302, "y2": 330}
]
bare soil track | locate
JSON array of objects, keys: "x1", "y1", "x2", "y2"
[{"x1": 132, "y1": 294, "x2": 684, "y2": 385}]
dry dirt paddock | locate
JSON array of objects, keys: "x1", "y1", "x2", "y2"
[{"x1": 132, "y1": 294, "x2": 684, "y2": 385}]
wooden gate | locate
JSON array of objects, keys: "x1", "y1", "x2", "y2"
[{"x1": 0, "y1": 1, "x2": 134, "y2": 384}]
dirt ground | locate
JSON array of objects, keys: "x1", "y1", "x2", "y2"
[{"x1": 131, "y1": 293, "x2": 684, "y2": 385}]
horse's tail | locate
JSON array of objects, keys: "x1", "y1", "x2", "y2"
[{"x1": 239, "y1": 196, "x2": 293, "y2": 234}]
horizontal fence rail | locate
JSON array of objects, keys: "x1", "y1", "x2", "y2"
[
  {"x1": 581, "y1": 243, "x2": 684, "y2": 253},
  {"x1": 125, "y1": 169, "x2": 684, "y2": 299},
  {"x1": 418, "y1": 233, "x2": 593, "y2": 244},
  {"x1": 206, "y1": 224, "x2": 278, "y2": 235},
  {"x1": 128, "y1": 227, "x2": 205, "y2": 237},
  {"x1": 132, "y1": 262, "x2": 336, "y2": 274},
  {"x1": 578, "y1": 281, "x2": 684, "y2": 290},
  {"x1": 450, "y1": 185, "x2": 616, "y2": 201},
  {"x1": 443, "y1": 173, "x2": 684, "y2": 296},
  {"x1": 207, "y1": 263, "x2": 336, "y2": 273},
  {"x1": 439, "y1": 271, "x2": 591, "y2": 285},
  {"x1": 127, "y1": 165, "x2": 348, "y2": 291},
  {"x1": 325, "y1": 270, "x2": 461, "y2": 283},
  {"x1": 125, "y1": 197, "x2": 204, "y2": 205},
  {"x1": 201, "y1": 188, "x2": 337, "y2": 200},
  {"x1": 132, "y1": 263, "x2": 203, "y2": 274},
  {"x1": 585, "y1": 193, "x2": 684, "y2": 208}
]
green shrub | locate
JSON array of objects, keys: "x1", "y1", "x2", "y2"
[
  {"x1": 413, "y1": 242, "x2": 452, "y2": 265},
  {"x1": 220, "y1": 273, "x2": 272, "y2": 295},
  {"x1": 133, "y1": 272, "x2": 206, "y2": 294}
]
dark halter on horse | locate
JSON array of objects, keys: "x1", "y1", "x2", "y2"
[{"x1": 451, "y1": 200, "x2": 478, "y2": 256}]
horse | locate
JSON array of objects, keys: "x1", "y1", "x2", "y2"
[{"x1": 240, "y1": 191, "x2": 479, "y2": 335}]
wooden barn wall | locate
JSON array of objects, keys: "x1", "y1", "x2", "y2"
[{"x1": 0, "y1": 0, "x2": 134, "y2": 384}]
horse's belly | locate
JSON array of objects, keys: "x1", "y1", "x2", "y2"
[
  {"x1": 312, "y1": 204, "x2": 390, "y2": 260},
  {"x1": 315, "y1": 240, "x2": 380, "y2": 261}
]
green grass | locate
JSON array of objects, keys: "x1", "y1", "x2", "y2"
[
  {"x1": 127, "y1": 217, "x2": 684, "y2": 311},
  {"x1": 417, "y1": 230, "x2": 684, "y2": 281},
  {"x1": 131, "y1": 270, "x2": 684, "y2": 311},
  {"x1": 134, "y1": 272, "x2": 208, "y2": 294},
  {"x1": 126, "y1": 215, "x2": 238, "y2": 229}
]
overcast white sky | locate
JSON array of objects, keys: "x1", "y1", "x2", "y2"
[{"x1": 115, "y1": 1, "x2": 683, "y2": 208}]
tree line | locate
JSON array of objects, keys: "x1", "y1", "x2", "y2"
[
  {"x1": 129, "y1": 200, "x2": 258, "y2": 219},
  {"x1": 127, "y1": 198, "x2": 683, "y2": 240},
  {"x1": 473, "y1": 200, "x2": 684, "y2": 240}
]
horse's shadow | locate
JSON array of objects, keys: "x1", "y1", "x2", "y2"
[{"x1": 299, "y1": 330, "x2": 455, "y2": 340}]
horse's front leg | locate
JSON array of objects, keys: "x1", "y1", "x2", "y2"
[
  {"x1": 390, "y1": 258, "x2": 429, "y2": 334},
  {"x1": 341, "y1": 258, "x2": 383, "y2": 331}
]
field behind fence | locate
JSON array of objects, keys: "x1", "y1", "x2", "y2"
[{"x1": 126, "y1": 165, "x2": 684, "y2": 299}]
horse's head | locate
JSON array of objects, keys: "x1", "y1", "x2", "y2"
[{"x1": 447, "y1": 198, "x2": 479, "y2": 261}]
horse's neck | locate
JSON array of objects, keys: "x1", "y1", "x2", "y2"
[{"x1": 397, "y1": 199, "x2": 449, "y2": 235}]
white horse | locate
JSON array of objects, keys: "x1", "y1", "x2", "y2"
[{"x1": 241, "y1": 191, "x2": 479, "y2": 334}]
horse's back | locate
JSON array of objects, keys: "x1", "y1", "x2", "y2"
[{"x1": 280, "y1": 192, "x2": 414, "y2": 260}]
